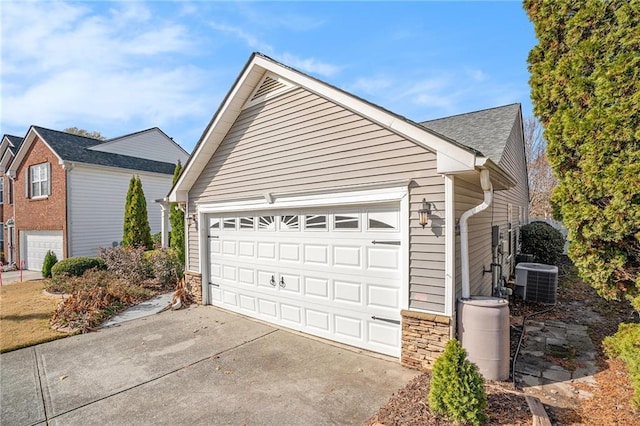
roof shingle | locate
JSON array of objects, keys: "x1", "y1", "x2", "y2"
[
  {"x1": 33, "y1": 126, "x2": 176, "y2": 175},
  {"x1": 420, "y1": 103, "x2": 521, "y2": 163}
]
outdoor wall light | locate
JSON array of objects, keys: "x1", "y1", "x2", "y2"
[
  {"x1": 187, "y1": 213, "x2": 198, "y2": 229},
  {"x1": 418, "y1": 198, "x2": 433, "y2": 228}
]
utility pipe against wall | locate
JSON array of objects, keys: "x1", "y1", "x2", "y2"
[{"x1": 460, "y1": 169, "x2": 493, "y2": 299}]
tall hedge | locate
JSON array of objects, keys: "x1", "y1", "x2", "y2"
[
  {"x1": 169, "y1": 160, "x2": 185, "y2": 266},
  {"x1": 122, "y1": 175, "x2": 153, "y2": 250},
  {"x1": 525, "y1": 0, "x2": 640, "y2": 310}
]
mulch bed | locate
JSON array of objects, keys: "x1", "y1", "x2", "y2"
[
  {"x1": 367, "y1": 257, "x2": 638, "y2": 425},
  {"x1": 367, "y1": 372, "x2": 531, "y2": 425}
]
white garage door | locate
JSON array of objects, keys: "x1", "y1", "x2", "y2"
[
  {"x1": 207, "y1": 206, "x2": 403, "y2": 357},
  {"x1": 21, "y1": 230, "x2": 64, "y2": 271}
]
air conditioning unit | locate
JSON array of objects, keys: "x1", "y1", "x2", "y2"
[{"x1": 515, "y1": 263, "x2": 558, "y2": 304}]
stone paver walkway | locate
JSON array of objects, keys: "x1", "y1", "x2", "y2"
[{"x1": 514, "y1": 319, "x2": 598, "y2": 404}]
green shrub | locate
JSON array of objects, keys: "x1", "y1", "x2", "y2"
[
  {"x1": 604, "y1": 323, "x2": 640, "y2": 409},
  {"x1": 42, "y1": 250, "x2": 58, "y2": 278},
  {"x1": 428, "y1": 339, "x2": 487, "y2": 425},
  {"x1": 520, "y1": 221, "x2": 565, "y2": 265},
  {"x1": 51, "y1": 256, "x2": 106, "y2": 278}
]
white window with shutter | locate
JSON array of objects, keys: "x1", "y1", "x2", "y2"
[{"x1": 27, "y1": 163, "x2": 50, "y2": 198}]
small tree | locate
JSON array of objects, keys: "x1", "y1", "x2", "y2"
[
  {"x1": 428, "y1": 339, "x2": 487, "y2": 425},
  {"x1": 42, "y1": 250, "x2": 58, "y2": 278},
  {"x1": 122, "y1": 175, "x2": 153, "y2": 250},
  {"x1": 63, "y1": 127, "x2": 106, "y2": 140},
  {"x1": 169, "y1": 160, "x2": 185, "y2": 266}
]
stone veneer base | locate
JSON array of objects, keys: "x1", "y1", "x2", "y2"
[{"x1": 401, "y1": 310, "x2": 451, "y2": 370}]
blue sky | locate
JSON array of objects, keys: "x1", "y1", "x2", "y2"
[{"x1": 1, "y1": 1, "x2": 537, "y2": 152}]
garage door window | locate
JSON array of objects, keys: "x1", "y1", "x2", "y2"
[
  {"x1": 209, "y1": 218, "x2": 220, "y2": 233},
  {"x1": 304, "y1": 214, "x2": 327, "y2": 230},
  {"x1": 259, "y1": 215, "x2": 276, "y2": 230},
  {"x1": 223, "y1": 218, "x2": 236, "y2": 230},
  {"x1": 334, "y1": 213, "x2": 360, "y2": 230},
  {"x1": 367, "y1": 210, "x2": 399, "y2": 231},
  {"x1": 280, "y1": 215, "x2": 299, "y2": 230},
  {"x1": 240, "y1": 217, "x2": 255, "y2": 230}
]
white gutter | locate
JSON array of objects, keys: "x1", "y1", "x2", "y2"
[{"x1": 460, "y1": 169, "x2": 493, "y2": 299}]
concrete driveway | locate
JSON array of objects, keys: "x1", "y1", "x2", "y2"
[{"x1": 1, "y1": 305, "x2": 418, "y2": 425}]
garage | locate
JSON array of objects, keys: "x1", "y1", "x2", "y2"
[
  {"x1": 206, "y1": 205, "x2": 404, "y2": 357},
  {"x1": 20, "y1": 230, "x2": 63, "y2": 271}
]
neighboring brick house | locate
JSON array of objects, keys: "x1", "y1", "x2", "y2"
[
  {"x1": 0, "y1": 134, "x2": 24, "y2": 262},
  {"x1": 0, "y1": 126, "x2": 189, "y2": 271}
]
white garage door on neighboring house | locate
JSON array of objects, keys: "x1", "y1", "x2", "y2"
[
  {"x1": 206, "y1": 205, "x2": 404, "y2": 357},
  {"x1": 21, "y1": 230, "x2": 64, "y2": 271}
]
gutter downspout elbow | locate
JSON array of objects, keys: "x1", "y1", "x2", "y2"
[{"x1": 460, "y1": 169, "x2": 493, "y2": 299}]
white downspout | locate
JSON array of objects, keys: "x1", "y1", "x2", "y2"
[{"x1": 460, "y1": 169, "x2": 493, "y2": 299}]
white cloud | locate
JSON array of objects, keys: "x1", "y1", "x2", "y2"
[
  {"x1": 0, "y1": 1, "x2": 207, "y2": 143},
  {"x1": 209, "y1": 21, "x2": 273, "y2": 53},
  {"x1": 468, "y1": 69, "x2": 488, "y2": 82},
  {"x1": 349, "y1": 76, "x2": 393, "y2": 94},
  {"x1": 278, "y1": 53, "x2": 341, "y2": 77}
]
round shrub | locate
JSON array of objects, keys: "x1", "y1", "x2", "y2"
[
  {"x1": 428, "y1": 339, "x2": 487, "y2": 425},
  {"x1": 520, "y1": 221, "x2": 565, "y2": 266},
  {"x1": 51, "y1": 256, "x2": 106, "y2": 278},
  {"x1": 42, "y1": 250, "x2": 58, "y2": 278}
]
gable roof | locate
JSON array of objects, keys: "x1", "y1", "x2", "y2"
[
  {"x1": 8, "y1": 126, "x2": 176, "y2": 176},
  {"x1": 420, "y1": 103, "x2": 521, "y2": 164},
  {"x1": 171, "y1": 52, "x2": 513, "y2": 202},
  {"x1": 0, "y1": 135, "x2": 25, "y2": 173},
  {"x1": 89, "y1": 126, "x2": 189, "y2": 157},
  {"x1": 4, "y1": 134, "x2": 25, "y2": 150}
]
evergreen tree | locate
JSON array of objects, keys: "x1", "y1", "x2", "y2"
[
  {"x1": 526, "y1": 0, "x2": 640, "y2": 310},
  {"x1": 123, "y1": 175, "x2": 153, "y2": 250},
  {"x1": 169, "y1": 160, "x2": 185, "y2": 266}
]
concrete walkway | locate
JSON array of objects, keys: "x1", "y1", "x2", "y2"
[
  {"x1": 1, "y1": 305, "x2": 418, "y2": 426},
  {"x1": 102, "y1": 292, "x2": 173, "y2": 327},
  {"x1": 514, "y1": 319, "x2": 598, "y2": 405}
]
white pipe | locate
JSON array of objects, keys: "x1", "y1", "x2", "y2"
[{"x1": 460, "y1": 169, "x2": 493, "y2": 299}]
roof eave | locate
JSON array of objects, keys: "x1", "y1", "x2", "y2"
[
  {"x1": 475, "y1": 157, "x2": 517, "y2": 190},
  {"x1": 169, "y1": 53, "x2": 479, "y2": 201}
]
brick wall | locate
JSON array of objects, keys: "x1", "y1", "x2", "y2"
[
  {"x1": 14, "y1": 136, "x2": 67, "y2": 261},
  {"x1": 401, "y1": 310, "x2": 451, "y2": 370},
  {"x1": 184, "y1": 270, "x2": 202, "y2": 305},
  {"x1": 2, "y1": 176, "x2": 15, "y2": 263}
]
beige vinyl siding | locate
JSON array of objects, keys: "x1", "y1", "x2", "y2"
[
  {"x1": 187, "y1": 218, "x2": 198, "y2": 271},
  {"x1": 454, "y1": 176, "x2": 493, "y2": 298},
  {"x1": 454, "y1": 114, "x2": 530, "y2": 299},
  {"x1": 493, "y1": 114, "x2": 530, "y2": 275},
  {"x1": 188, "y1": 87, "x2": 447, "y2": 313}
]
